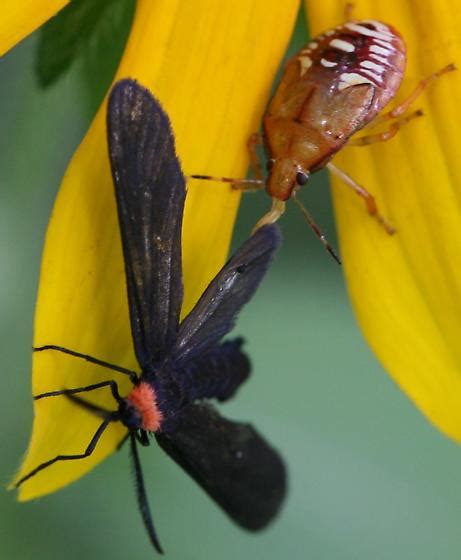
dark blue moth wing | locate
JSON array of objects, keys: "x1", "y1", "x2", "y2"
[
  {"x1": 172, "y1": 224, "x2": 281, "y2": 367},
  {"x1": 155, "y1": 403, "x2": 286, "y2": 530},
  {"x1": 107, "y1": 79, "x2": 186, "y2": 369}
]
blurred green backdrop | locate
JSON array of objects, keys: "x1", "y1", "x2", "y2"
[{"x1": 2, "y1": 5, "x2": 461, "y2": 560}]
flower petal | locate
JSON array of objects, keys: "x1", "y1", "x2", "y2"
[
  {"x1": 14, "y1": 0, "x2": 300, "y2": 500},
  {"x1": 305, "y1": 0, "x2": 461, "y2": 439},
  {"x1": 0, "y1": 0, "x2": 68, "y2": 56}
]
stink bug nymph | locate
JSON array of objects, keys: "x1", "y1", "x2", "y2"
[{"x1": 192, "y1": 18, "x2": 454, "y2": 262}]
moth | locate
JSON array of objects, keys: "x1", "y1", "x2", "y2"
[{"x1": 16, "y1": 79, "x2": 286, "y2": 553}]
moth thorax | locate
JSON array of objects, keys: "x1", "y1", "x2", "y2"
[{"x1": 126, "y1": 381, "x2": 163, "y2": 432}]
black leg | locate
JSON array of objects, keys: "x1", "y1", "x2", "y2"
[
  {"x1": 34, "y1": 380, "x2": 123, "y2": 402},
  {"x1": 130, "y1": 433, "x2": 164, "y2": 554},
  {"x1": 33, "y1": 345, "x2": 139, "y2": 383},
  {"x1": 117, "y1": 432, "x2": 130, "y2": 451},
  {"x1": 15, "y1": 419, "x2": 112, "y2": 487},
  {"x1": 65, "y1": 393, "x2": 117, "y2": 418}
]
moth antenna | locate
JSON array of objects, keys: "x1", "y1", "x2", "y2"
[
  {"x1": 292, "y1": 196, "x2": 341, "y2": 264},
  {"x1": 129, "y1": 433, "x2": 164, "y2": 554}
]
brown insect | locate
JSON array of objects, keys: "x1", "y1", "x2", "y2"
[{"x1": 192, "y1": 17, "x2": 455, "y2": 262}]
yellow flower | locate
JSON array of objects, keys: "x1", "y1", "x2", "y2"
[
  {"x1": 305, "y1": 0, "x2": 461, "y2": 440},
  {"x1": 11, "y1": 1, "x2": 300, "y2": 501},
  {"x1": 0, "y1": 1, "x2": 68, "y2": 56}
]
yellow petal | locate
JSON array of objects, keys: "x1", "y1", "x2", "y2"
[
  {"x1": 0, "y1": 0, "x2": 68, "y2": 56},
  {"x1": 305, "y1": 0, "x2": 461, "y2": 439},
  {"x1": 14, "y1": 0, "x2": 300, "y2": 500}
]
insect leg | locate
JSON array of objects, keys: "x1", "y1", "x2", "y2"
[
  {"x1": 347, "y1": 110, "x2": 423, "y2": 146},
  {"x1": 378, "y1": 63, "x2": 456, "y2": 120},
  {"x1": 34, "y1": 379, "x2": 123, "y2": 402},
  {"x1": 116, "y1": 432, "x2": 130, "y2": 451},
  {"x1": 34, "y1": 344, "x2": 138, "y2": 382},
  {"x1": 247, "y1": 132, "x2": 264, "y2": 181},
  {"x1": 292, "y1": 196, "x2": 341, "y2": 264},
  {"x1": 15, "y1": 418, "x2": 112, "y2": 486},
  {"x1": 327, "y1": 162, "x2": 395, "y2": 234},
  {"x1": 129, "y1": 433, "x2": 164, "y2": 554}
]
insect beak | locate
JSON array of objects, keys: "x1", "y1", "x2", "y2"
[{"x1": 267, "y1": 158, "x2": 300, "y2": 201}]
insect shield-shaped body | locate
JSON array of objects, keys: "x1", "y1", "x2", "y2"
[
  {"x1": 264, "y1": 20, "x2": 405, "y2": 202},
  {"x1": 16, "y1": 80, "x2": 286, "y2": 554}
]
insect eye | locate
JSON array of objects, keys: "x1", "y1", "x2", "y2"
[
  {"x1": 296, "y1": 171, "x2": 309, "y2": 186},
  {"x1": 266, "y1": 159, "x2": 275, "y2": 171}
]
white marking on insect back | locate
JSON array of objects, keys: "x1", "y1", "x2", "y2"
[
  {"x1": 330, "y1": 38, "x2": 355, "y2": 52},
  {"x1": 370, "y1": 53, "x2": 391, "y2": 66},
  {"x1": 370, "y1": 44, "x2": 393, "y2": 56},
  {"x1": 298, "y1": 55, "x2": 312, "y2": 75},
  {"x1": 345, "y1": 22, "x2": 394, "y2": 42},
  {"x1": 359, "y1": 68, "x2": 383, "y2": 82},
  {"x1": 308, "y1": 42, "x2": 318, "y2": 49},
  {"x1": 325, "y1": 30, "x2": 335, "y2": 36},
  {"x1": 321, "y1": 58, "x2": 338, "y2": 68},
  {"x1": 338, "y1": 72, "x2": 375, "y2": 90},
  {"x1": 374, "y1": 38, "x2": 395, "y2": 49},
  {"x1": 361, "y1": 20, "x2": 393, "y2": 35},
  {"x1": 360, "y1": 60, "x2": 386, "y2": 73}
]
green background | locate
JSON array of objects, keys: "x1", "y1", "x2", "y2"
[{"x1": 2, "y1": 5, "x2": 461, "y2": 559}]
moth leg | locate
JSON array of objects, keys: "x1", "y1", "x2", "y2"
[
  {"x1": 116, "y1": 432, "x2": 130, "y2": 451},
  {"x1": 15, "y1": 418, "x2": 112, "y2": 486},
  {"x1": 379, "y1": 63, "x2": 455, "y2": 121},
  {"x1": 34, "y1": 344, "x2": 138, "y2": 382},
  {"x1": 327, "y1": 162, "x2": 395, "y2": 234},
  {"x1": 348, "y1": 109, "x2": 423, "y2": 146},
  {"x1": 34, "y1": 379, "x2": 123, "y2": 402}
]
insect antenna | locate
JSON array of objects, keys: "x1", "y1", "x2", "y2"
[
  {"x1": 187, "y1": 174, "x2": 264, "y2": 192},
  {"x1": 129, "y1": 433, "x2": 164, "y2": 554},
  {"x1": 292, "y1": 196, "x2": 341, "y2": 264}
]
